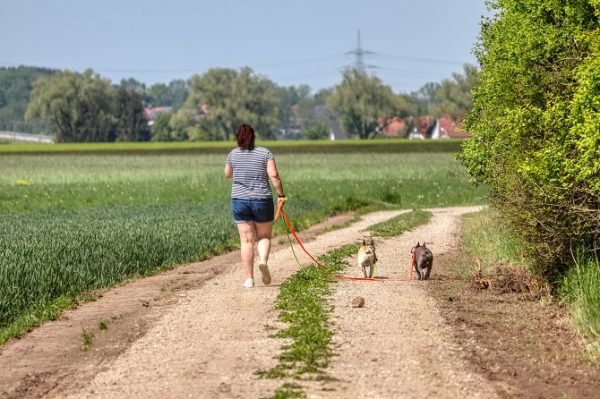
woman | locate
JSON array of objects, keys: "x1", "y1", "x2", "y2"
[{"x1": 224, "y1": 124, "x2": 286, "y2": 288}]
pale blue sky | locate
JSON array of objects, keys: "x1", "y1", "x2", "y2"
[{"x1": 1, "y1": 0, "x2": 488, "y2": 93}]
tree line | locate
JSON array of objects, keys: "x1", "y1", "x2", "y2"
[{"x1": 0, "y1": 64, "x2": 476, "y2": 142}]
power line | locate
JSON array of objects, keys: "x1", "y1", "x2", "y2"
[{"x1": 372, "y1": 52, "x2": 467, "y2": 66}]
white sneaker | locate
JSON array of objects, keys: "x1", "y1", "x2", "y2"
[
  {"x1": 242, "y1": 278, "x2": 254, "y2": 288},
  {"x1": 258, "y1": 262, "x2": 271, "y2": 285}
]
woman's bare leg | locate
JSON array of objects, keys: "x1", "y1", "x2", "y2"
[
  {"x1": 255, "y1": 222, "x2": 273, "y2": 264},
  {"x1": 255, "y1": 222, "x2": 273, "y2": 285},
  {"x1": 236, "y1": 222, "x2": 256, "y2": 279}
]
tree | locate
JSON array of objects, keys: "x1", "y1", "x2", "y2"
[
  {"x1": 173, "y1": 67, "x2": 279, "y2": 141},
  {"x1": 409, "y1": 82, "x2": 440, "y2": 116},
  {"x1": 166, "y1": 79, "x2": 189, "y2": 109},
  {"x1": 26, "y1": 69, "x2": 115, "y2": 142},
  {"x1": 459, "y1": 0, "x2": 599, "y2": 278},
  {"x1": 326, "y1": 69, "x2": 407, "y2": 139},
  {"x1": 147, "y1": 79, "x2": 188, "y2": 108},
  {"x1": 151, "y1": 112, "x2": 173, "y2": 141},
  {"x1": 274, "y1": 84, "x2": 312, "y2": 135},
  {"x1": 148, "y1": 83, "x2": 168, "y2": 106},
  {"x1": 0, "y1": 66, "x2": 57, "y2": 132},
  {"x1": 115, "y1": 84, "x2": 150, "y2": 142},
  {"x1": 303, "y1": 122, "x2": 330, "y2": 140},
  {"x1": 429, "y1": 64, "x2": 477, "y2": 119}
]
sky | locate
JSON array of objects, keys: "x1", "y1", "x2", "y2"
[{"x1": 1, "y1": 0, "x2": 489, "y2": 94}]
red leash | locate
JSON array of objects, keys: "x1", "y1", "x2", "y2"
[{"x1": 275, "y1": 201, "x2": 413, "y2": 282}]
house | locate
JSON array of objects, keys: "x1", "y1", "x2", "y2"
[
  {"x1": 430, "y1": 116, "x2": 471, "y2": 139},
  {"x1": 377, "y1": 113, "x2": 473, "y2": 139},
  {"x1": 382, "y1": 117, "x2": 408, "y2": 137},
  {"x1": 328, "y1": 116, "x2": 345, "y2": 140},
  {"x1": 144, "y1": 106, "x2": 173, "y2": 126}
]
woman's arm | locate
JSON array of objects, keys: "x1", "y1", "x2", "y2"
[
  {"x1": 267, "y1": 159, "x2": 285, "y2": 198},
  {"x1": 224, "y1": 163, "x2": 233, "y2": 179}
]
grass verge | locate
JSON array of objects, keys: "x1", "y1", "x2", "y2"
[
  {"x1": 368, "y1": 209, "x2": 432, "y2": 237},
  {"x1": 458, "y1": 208, "x2": 548, "y2": 295},
  {"x1": 559, "y1": 251, "x2": 600, "y2": 362},
  {"x1": 0, "y1": 295, "x2": 75, "y2": 346},
  {"x1": 461, "y1": 208, "x2": 600, "y2": 363}
]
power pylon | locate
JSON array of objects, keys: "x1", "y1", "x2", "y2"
[{"x1": 346, "y1": 30, "x2": 376, "y2": 72}]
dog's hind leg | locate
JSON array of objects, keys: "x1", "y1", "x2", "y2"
[{"x1": 422, "y1": 265, "x2": 431, "y2": 280}]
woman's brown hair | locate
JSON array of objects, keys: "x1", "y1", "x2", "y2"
[{"x1": 236, "y1": 124, "x2": 255, "y2": 150}]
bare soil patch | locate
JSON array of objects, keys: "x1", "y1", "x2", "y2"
[{"x1": 428, "y1": 251, "x2": 600, "y2": 398}]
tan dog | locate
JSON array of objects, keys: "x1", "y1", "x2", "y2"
[{"x1": 357, "y1": 238, "x2": 378, "y2": 278}]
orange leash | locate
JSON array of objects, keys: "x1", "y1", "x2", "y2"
[{"x1": 275, "y1": 200, "x2": 325, "y2": 268}]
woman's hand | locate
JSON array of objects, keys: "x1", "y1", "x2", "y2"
[{"x1": 277, "y1": 196, "x2": 287, "y2": 207}]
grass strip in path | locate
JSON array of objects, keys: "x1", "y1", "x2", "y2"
[
  {"x1": 256, "y1": 244, "x2": 357, "y2": 398},
  {"x1": 368, "y1": 208, "x2": 432, "y2": 237}
]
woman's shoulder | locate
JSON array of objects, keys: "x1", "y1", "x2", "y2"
[
  {"x1": 255, "y1": 147, "x2": 274, "y2": 158},
  {"x1": 254, "y1": 146, "x2": 273, "y2": 153}
]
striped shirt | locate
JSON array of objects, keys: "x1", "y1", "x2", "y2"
[{"x1": 226, "y1": 147, "x2": 274, "y2": 199}]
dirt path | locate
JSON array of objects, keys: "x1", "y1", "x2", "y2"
[{"x1": 1, "y1": 206, "x2": 497, "y2": 399}]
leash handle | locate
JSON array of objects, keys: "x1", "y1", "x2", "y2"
[{"x1": 274, "y1": 196, "x2": 287, "y2": 222}]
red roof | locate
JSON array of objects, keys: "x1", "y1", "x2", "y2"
[
  {"x1": 438, "y1": 116, "x2": 471, "y2": 138},
  {"x1": 383, "y1": 117, "x2": 407, "y2": 137},
  {"x1": 144, "y1": 106, "x2": 173, "y2": 121}
]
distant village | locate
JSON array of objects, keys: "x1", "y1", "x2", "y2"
[{"x1": 144, "y1": 105, "x2": 470, "y2": 141}]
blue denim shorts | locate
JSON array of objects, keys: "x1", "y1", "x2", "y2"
[{"x1": 231, "y1": 198, "x2": 274, "y2": 224}]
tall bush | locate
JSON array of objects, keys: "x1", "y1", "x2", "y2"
[{"x1": 459, "y1": 0, "x2": 599, "y2": 279}]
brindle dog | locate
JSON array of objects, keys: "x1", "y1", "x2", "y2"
[{"x1": 411, "y1": 242, "x2": 433, "y2": 280}]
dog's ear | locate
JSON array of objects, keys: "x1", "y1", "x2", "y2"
[{"x1": 362, "y1": 239, "x2": 367, "y2": 246}]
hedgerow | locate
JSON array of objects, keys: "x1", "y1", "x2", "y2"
[{"x1": 459, "y1": 0, "x2": 599, "y2": 280}]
